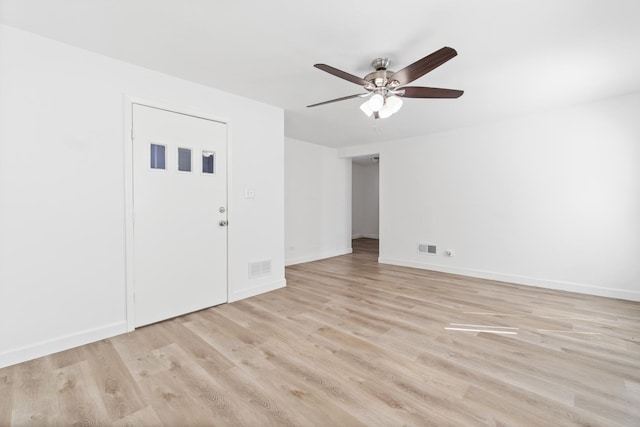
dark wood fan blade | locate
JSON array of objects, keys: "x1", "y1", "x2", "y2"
[
  {"x1": 390, "y1": 47, "x2": 458, "y2": 85},
  {"x1": 399, "y1": 86, "x2": 464, "y2": 98},
  {"x1": 307, "y1": 93, "x2": 368, "y2": 108},
  {"x1": 314, "y1": 64, "x2": 369, "y2": 86}
]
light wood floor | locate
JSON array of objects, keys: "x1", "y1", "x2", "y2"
[{"x1": 2, "y1": 238, "x2": 639, "y2": 426}]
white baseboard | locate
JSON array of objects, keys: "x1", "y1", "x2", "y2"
[
  {"x1": 285, "y1": 248, "x2": 353, "y2": 266},
  {"x1": 352, "y1": 234, "x2": 379, "y2": 239},
  {"x1": 228, "y1": 278, "x2": 286, "y2": 302},
  {"x1": 0, "y1": 321, "x2": 128, "y2": 369},
  {"x1": 1, "y1": 278, "x2": 288, "y2": 368},
  {"x1": 378, "y1": 257, "x2": 640, "y2": 302}
]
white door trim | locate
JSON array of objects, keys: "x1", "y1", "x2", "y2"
[{"x1": 123, "y1": 96, "x2": 232, "y2": 331}]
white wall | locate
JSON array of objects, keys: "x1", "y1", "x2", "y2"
[
  {"x1": 0, "y1": 25, "x2": 285, "y2": 368},
  {"x1": 352, "y1": 162, "x2": 379, "y2": 239},
  {"x1": 340, "y1": 92, "x2": 640, "y2": 301},
  {"x1": 284, "y1": 138, "x2": 351, "y2": 265}
]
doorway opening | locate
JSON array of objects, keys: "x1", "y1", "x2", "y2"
[{"x1": 351, "y1": 154, "x2": 380, "y2": 259}]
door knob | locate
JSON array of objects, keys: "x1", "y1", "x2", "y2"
[{"x1": 219, "y1": 220, "x2": 228, "y2": 226}]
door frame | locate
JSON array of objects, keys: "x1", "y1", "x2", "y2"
[
  {"x1": 347, "y1": 152, "x2": 381, "y2": 260},
  {"x1": 123, "y1": 96, "x2": 232, "y2": 331}
]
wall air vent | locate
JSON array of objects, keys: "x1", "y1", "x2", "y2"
[
  {"x1": 249, "y1": 259, "x2": 272, "y2": 278},
  {"x1": 418, "y1": 243, "x2": 437, "y2": 255}
]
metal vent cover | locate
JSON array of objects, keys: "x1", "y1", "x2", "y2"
[
  {"x1": 249, "y1": 260, "x2": 272, "y2": 278},
  {"x1": 418, "y1": 243, "x2": 437, "y2": 255}
]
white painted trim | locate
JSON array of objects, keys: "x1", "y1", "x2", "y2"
[
  {"x1": 123, "y1": 95, "x2": 232, "y2": 331},
  {"x1": 285, "y1": 248, "x2": 353, "y2": 266},
  {"x1": 228, "y1": 279, "x2": 286, "y2": 303},
  {"x1": 123, "y1": 97, "x2": 135, "y2": 331},
  {"x1": 0, "y1": 321, "x2": 128, "y2": 369},
  {"x1": 338, "y1": 142, "x2": 384, "y2": 159},
  {"x1": 378, "y1": 257, "x2": 640, "y2": 302},
  {"x1": 224, "y1": 118, "x2": 234, "y2": 305}
]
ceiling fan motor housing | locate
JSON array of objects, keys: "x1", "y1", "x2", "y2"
[
  {"x1": 364, "y1": 58, "x2": 400, "y2": 90},
  {"x1": 370, "y1": 57, "x2": 390, "y2": 70}
]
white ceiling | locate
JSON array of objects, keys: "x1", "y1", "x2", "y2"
[{"x1": 2, "y1": 0, "x2": 640, "y2": 148}]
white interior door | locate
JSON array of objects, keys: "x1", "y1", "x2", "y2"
[{"x1": 132, "y1": 104, "x2": 227, "y2": 327}]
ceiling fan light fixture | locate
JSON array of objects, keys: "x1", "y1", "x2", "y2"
[
  {"x1": 308, "y1": 47, "x2": 462, "y2": 120},
  {"x1": 386, "y1": 95, "x2": 403, "y2": 114},
  {"x1": 378, "y1": 108, "x2": 392, "y2": 119},
  {"x1": 368, "y1": 93, "x2": 384, "y2": 111},
  {"x1": 378, "y1": 102, "x2": 393, "y2": 119},
  {"x1": 360, "y1": 100, "x2": 374, "y2": 117},
  {"x1": 377, "y1": 95, "x2": 403, "y2": 119}
]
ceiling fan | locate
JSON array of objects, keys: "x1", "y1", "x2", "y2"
[{"x1": 307, "y1": 47, "x2": 463, "y2": 119}]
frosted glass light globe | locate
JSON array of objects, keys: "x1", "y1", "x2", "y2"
[
  {"x1": 360, "y1": 100, "x2": 373, "y2": 117},
  {"x1": 368, "y1": 94, "x2": 384, "y2": 111},
  {"x1": 386, "y1": 95, "x2": 403, "y2": 114},
  {"x1": 378, "y1": 102, "x2": 393, "y2": 118}
]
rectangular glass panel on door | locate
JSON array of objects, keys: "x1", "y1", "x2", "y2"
[
  {"x1": 178, "y1": 147, "x2": 192, "y2": 172},
  {"x1": 150, "y1": 143, "x2": 166, "y2": 169},
  {"x1": 202, "y1": 151, "x2": 215, "y2": 174}
]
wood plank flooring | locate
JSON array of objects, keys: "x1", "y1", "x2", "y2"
[{"x1": 1, "y1": 238, "x2": 639, "y2": 426}]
